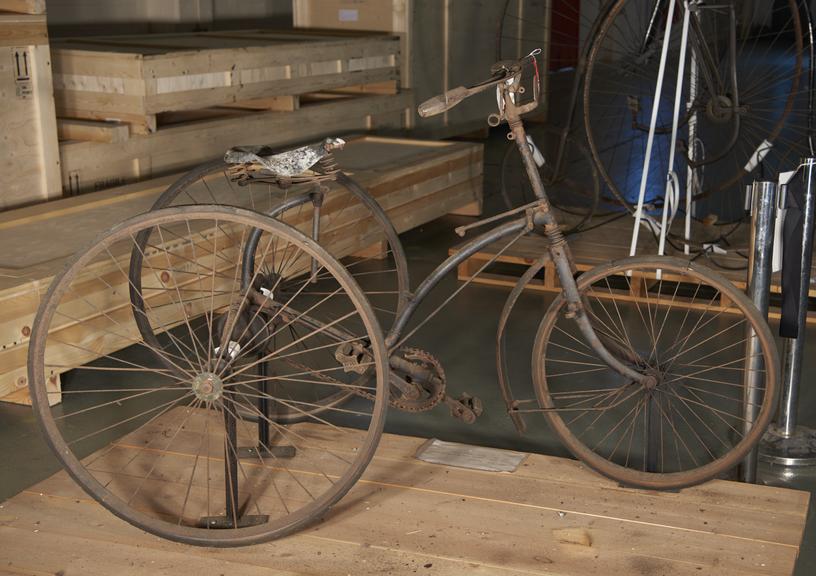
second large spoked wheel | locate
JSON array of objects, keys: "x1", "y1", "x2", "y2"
[
  {"x1": 133, "y1": 159, "x2": 410, "y2": 330},
  {"x1": 532, "y1": 256, "x2": 778, "y2": 489},
  {"x1": 584, "y1": 0, "x2": 804, "y2": 219},
  {"x1": 28, "y1": 206, "x2": 388, "y2": 546}
]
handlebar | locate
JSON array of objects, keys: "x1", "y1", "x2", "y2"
[
  {"x1": 417, "y1": 86, "x2": 472, "y2": 118},
  {"x1": 416, "y1": 49, "x2": 541, "y2": 119}
]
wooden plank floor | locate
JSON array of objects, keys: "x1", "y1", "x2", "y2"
[{"x1": 0, "y1": 420, "x2": 809, "y2": 575}]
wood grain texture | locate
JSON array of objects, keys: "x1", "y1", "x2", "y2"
[
  {"x1": 0, "y1": 15, "x2": 61, "y2": 209},
  {"x1": 59, "y1": 92, "x2": 413, "y2": 195},
  {"x1": 51, "y1": 29, "x2": 401, "y2": 125},
  {"x1": 0, "y1": 0, "x2": 45, "y2": 14},
  {"x1": 0, "y1": 416, "x2": 808, "y2": 575}
]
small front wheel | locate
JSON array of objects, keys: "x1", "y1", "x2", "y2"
[{"x1": 532, "y1": 256, "x2": 778, "y2": 489}]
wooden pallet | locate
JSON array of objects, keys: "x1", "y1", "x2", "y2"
[
  {"x1": 0, "y1": 408, "x2": 808, "y2": 575},
  {"x1": 0, "y1": 136, "x2": 483, "y2": 406},
  {"x1": 59, "y1": 91, "x2": 412, "y2": 195},
  {"x1": 51, "y1": 29, "x2": 401, "y2": 134},
  {"x1": 450, "y1": 214, "x2": 816, "y2": 323}
]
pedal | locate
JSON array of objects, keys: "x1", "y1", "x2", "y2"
[{"x1": 445, "y1": 393, "x2": 484, "y2": 424}]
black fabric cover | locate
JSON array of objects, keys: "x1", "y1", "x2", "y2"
[{"x1": 780, "y1": 174, "x2": 815, "y2": 338}]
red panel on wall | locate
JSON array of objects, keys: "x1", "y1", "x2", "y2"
[{"x1": 549, "y1": 0, "x2": 580, "y2": 70}]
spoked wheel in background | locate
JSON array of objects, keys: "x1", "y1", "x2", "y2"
[
  {"x1": 500, "y1": 124, "x2": 601, "y2": 231},
  {"x1": 28, "y1": 206, "x2": 388, "y2": 546},
  {"x1": 532, "y1": 256, "x2": 778, "y2": 489},
  {"x1": 131, "y1": 158, "x2": 410, "y2": 333},
  {"x1": 128, "y1": 160, "x2": 408, "y2": 423},
  {"x1": 583, "y1": 0, "x2": 806, "y2": 221}
]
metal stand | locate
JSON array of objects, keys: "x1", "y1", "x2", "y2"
[
  {"x1": 760, "y1": 157, "x2": 816, "y2": 467},
  {"x1": 200, "y1": 393, "x2": 269, "y2": 528},
  {"x1": 238, "y1": 354, "x2": 297, "y2": 460},
  {"x1": 739, "y1": 181, "x2": 777, "y2": 483}
]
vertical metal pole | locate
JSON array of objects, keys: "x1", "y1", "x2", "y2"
[
  {"x1": 223, "y1": 400, "x2": 239, "y2": 522},
  {"x1": 740, "y1": 181, "x2": 776, "y2": 483},
  {"x1": 257, "y1": 355, "x2": 270, "y2": 449},
  {"x1": 310, "y1": 192, "x2": 322, "y2": 281},
  {"x1": 760, "y1": 158, "x2": 816, "y2": 467}
]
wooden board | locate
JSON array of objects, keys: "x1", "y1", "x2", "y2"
[
  {"x1": 51, "y1": 29, "x2": 401, "y2": 133},
  {"x1": 0, "y1": 135, "x2": 484, "y2": 405},
  {"x1": 0, "y1": 14, "x2": 61, "y2": 209},
  {"x1": 0, "y1": 0, "x2": 44, "y2": 15},
  {"x1": 0, "y1": 411, "x2": 808, "y2": 575},
  {"x1": 449, "y1": 214, "x2": 816, "y2": 323},
  {"x1": 59, "y1": 91, "x2": 413, "y2": 195}
]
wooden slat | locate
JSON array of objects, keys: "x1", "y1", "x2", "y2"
[
  {"x1": 59, "y1": 92, "x2": 413, "y2": 195},
  {"x1": 0, "y1": 0, "x2": 44, "y2": 14},
  {"x1": 57, "y1": 118, "x2": 130, "y2": 143},
  {"x1": 51, "y1": 30, "x2": 401, "y2": 126},
  {"x1": 0, "y1": 416, "x2": 807, "y2": 575},
  {"x1": 0, "y1": 13, "x2": 46, "y2": 46}
]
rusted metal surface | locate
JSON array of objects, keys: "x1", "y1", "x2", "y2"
[{"x1": 224, "y1": 137, "x2": 345, "y2": 176}]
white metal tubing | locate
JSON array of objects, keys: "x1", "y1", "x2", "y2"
[
  {"x1": 629, "y1": 0, "x2": 678, "y2": 257},
  {"x1": 658, "y1": 1, "x2": 692, "y2": 258}
]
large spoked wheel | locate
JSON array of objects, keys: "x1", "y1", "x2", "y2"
[
  {"x1": 132, "y1": 158, "x2": 409, "y2": 331},
  {"x1": 532, "y1": 256, "x2": 778, "y2": 489},
  {"x1": 28, "y1": 206, "x2": 389, "y2": 546},
  {"x1": 500, "y1": 125, "x2": 600, "y2": 231},
  {"x1": 584, "y1": 0, "x2": 804, "y2": 220}
]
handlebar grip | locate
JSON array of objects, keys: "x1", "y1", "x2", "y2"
[{"x1": 417, "y1": 86, "x2": 470, "y2": 118}]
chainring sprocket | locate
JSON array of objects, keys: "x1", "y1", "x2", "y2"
[{"x1": 389, "y1": 347, "x2": 446, "y2": 412}]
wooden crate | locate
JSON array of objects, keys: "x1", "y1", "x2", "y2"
[
  {"x1": 0, "y1": 0, "x2": 44, "y2": 14},
  {"x1": 51, "y1": 29, "x2": 402, "y2": 134},
  {"x1": 293, "y1": 0, "x2": 412, "y2": 89},
  {"x1": 294, "y1": 0, "x2": 551, "y2": 134},
  {"x1": 0, "y1": 135, "x2": 483, "y2": 405},
  {"x1": 59, "y1": 91, "x2": 413, "y2": 195},
  {"x1": 0, "y1": 13, "x2": 61, "y2": 209},
  {"x1": 449, "y1": 214, "x2": 816, "y2": 323},
  {"x1": 0, "y1": 414, "x2": 808, "y2": 575}
]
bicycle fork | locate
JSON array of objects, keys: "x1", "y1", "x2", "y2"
[{"x1": 507, "y1": 115, "x2": 653, "y2": 391}]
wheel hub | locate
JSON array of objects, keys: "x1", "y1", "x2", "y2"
[
  {"x1": 641, "y1": 365, "x2": 664, "y2": 391},
  {"x1": 706, "y1": 94, "x2": 735, "y2": 123},
  {"x1": 192, "y1": 372, "x2": 224, "y2": 401}
]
